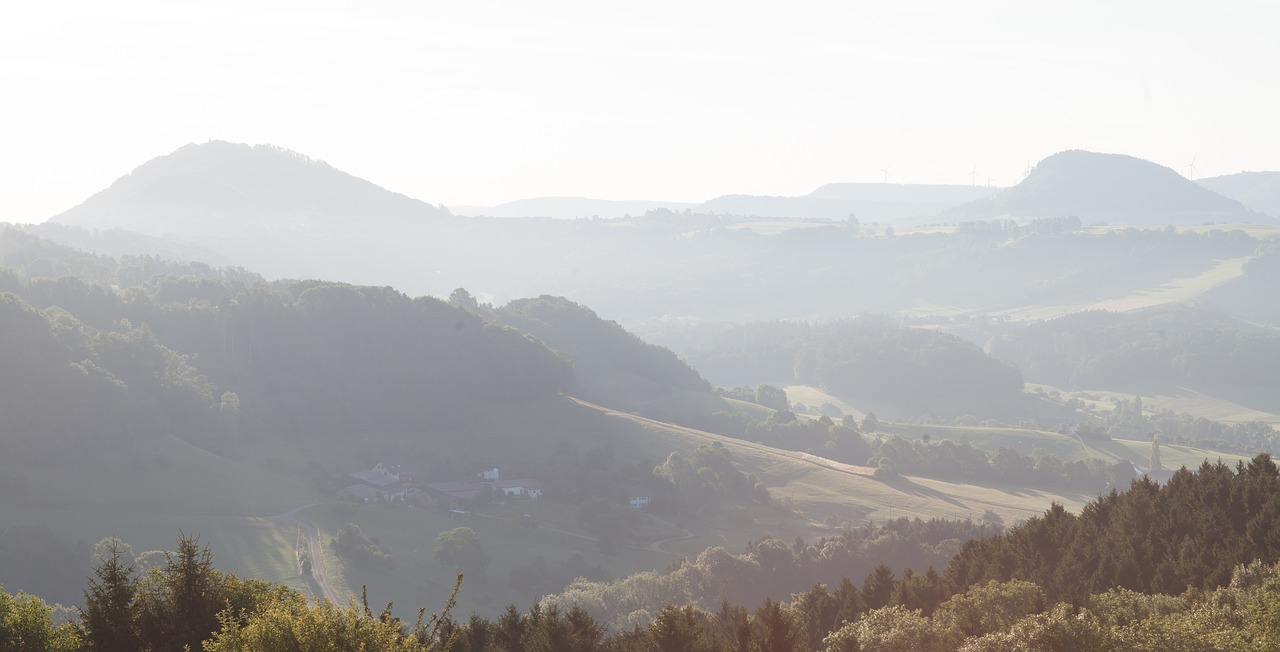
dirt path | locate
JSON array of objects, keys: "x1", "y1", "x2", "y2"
[
  {"x1": 271, "y1": 504, "x2": 346, "y2": 604},
  {"x1": 645, "y1": 514, "x2": 694, "y2": 554}
]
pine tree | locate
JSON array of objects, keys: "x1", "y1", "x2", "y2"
[{"x1": 82, "y1": 538, "x2": 140, "y2": 651}]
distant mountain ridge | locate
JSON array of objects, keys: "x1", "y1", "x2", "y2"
[
  {"x1": 1198, "y1": 171, "x2": 1280, "y2": 218},
  {"x1": 49, "y1": 141, "x2": 449, "y2": 237},
  {"x1": 944, "y1": 150, "x2": 1259, "y2": 226},
  {"x1": 695, "y1": 183, "x2": 997, "y2": 222},
  {"x1": 453, "y1": 196, "x2": 696, "y2": 219}
]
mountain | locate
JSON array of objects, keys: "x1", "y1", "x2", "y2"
[
  {"x1": 45, "y1": 141, "x2": 455, "y2": 282},
  {"x1": 1198, "y1": 171, "x2": 1280, "y2": 218},
  {"x1": 943, "y1": 150, "x2": 1257, "y2": 226},
  {"x1": 696, "y1": 183, "x2": 996, "y2": 222},
  {"x1": 50, "y1": 141, "x2": 449, "y2": 236},
  {"x1": 453, "y1": 196, "x2": 696, "y2": 219}
]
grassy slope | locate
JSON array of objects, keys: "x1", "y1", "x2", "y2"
[
  {"x1": 871, "y1": 420, "x2": 1249, "y2": 469},
  {"x1": 990, "y1": 255, "x2": 1253, "y2": 322}
]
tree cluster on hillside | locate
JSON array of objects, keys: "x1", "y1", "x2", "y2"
[
  {"x1": 1072, "y1": 393, "x2": 1280, "y2": 455},
  {"x1": 864, "y1": 435, "x2": 1134, "y2": 493},
  {"x1": 652, "y1": 443, "x2": 771, "y2": 510},
  {"x1": 332, "y1": 523, "x2": 394, "y2": 569},
  {"x1": 540, "y1": 518, "x2": 1002, "y2": 631}
]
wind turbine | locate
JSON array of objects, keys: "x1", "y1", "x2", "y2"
[
  {"x1": 879, "y1": 162, "x2": 891, "y2": 183},
  {"x1": 969, "y1": 164, "x2": 978, "y2": 186},
  {"x1": 1185, "y1": 155, "x2": 1197, "y2": 180}
]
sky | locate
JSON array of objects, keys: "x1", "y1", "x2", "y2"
[{"x1": 2, "y1": 0, "x2": 1278, "y2": 221}]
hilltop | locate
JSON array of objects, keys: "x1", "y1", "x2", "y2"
[
  {"x1": 50, "y1": 141, "x2": 449, "y2": 236},
  {"x1": 944, "y1": 150, "x2": 1258, "y2": 226},
  {"x1": 44, "y1": 141, "x2": 453, "y2": 280}
]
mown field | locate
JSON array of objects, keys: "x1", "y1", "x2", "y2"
[{"x1": 1037, "y1": 382, "x2": 1280, "y2": 427}]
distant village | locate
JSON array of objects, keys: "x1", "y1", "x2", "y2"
[{"x1": 337, "y1": 461, "x2": 544, "y2": 510}]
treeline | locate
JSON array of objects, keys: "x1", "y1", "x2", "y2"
[
  {"x1": 685, "y1": 405, "x2": 1132, "y2": 495},
  {"x1": 945, "y1": 454, "x2": 1280, "y2": 601},
  {"x1": 864, "y1": 435, "x2": 1134, "y2": 493},
  {"x1": 0, "y1": 532, "x2": 460, "y2": 652},
  {"x1": 15, "y1": 551, "x2": 1280, "y2": 651},
  {"x1": 540, "y1": 518, "x2": 1002, "y2": 631}
]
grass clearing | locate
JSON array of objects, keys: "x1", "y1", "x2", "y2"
[{"x1": 784, "y1": 385, "x2": 863, "y2": 419}]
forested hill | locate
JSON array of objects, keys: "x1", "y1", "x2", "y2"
[
  {"x1": 491, "y1": 295, "x2": 717, "y2": 413},
  {"x1": 987, "y1": 304, "x2": 1280, "y2": 390},
  {"x1": 0, "y1": 234, "x2": 572, "y2": 454},
  {"x1": 677, "y1": 316, "x2": 1025, "y2": 417}
]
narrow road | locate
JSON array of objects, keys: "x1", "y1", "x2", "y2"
[{"x1": 271, "y1": 505, "x2": 346, "y2": 604}]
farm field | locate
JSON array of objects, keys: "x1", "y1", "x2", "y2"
[
  {"x1": 991, "y1": 255, "x2": 1253, "y2": 322},
  {"x1": 1038, "y1": 383, "x2": 1280, "y2": 427},
  {"x1": 870, "y1": 420, "x2": 1249, "y2": 470}
]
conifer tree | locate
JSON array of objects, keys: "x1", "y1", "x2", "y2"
[{"x1": 82, "y1": 538, "x2": 140, "y2": 651}]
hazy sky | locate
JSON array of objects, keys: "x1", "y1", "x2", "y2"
[{"x1": 3, "y1": 0, "x2": 1278, "y2": 220}]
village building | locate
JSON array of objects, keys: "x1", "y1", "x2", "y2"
[{"x1": 339, "y1": 460, "x2": 418, "y2": 503}]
